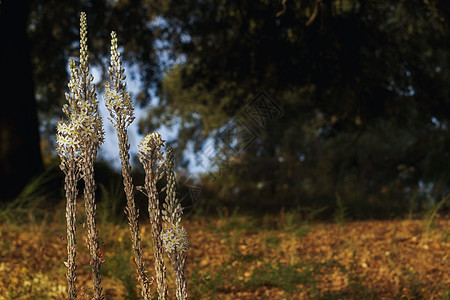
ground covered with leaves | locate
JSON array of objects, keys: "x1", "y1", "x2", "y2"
[{"x1": 0, "y1": 209, "x2": 448, "y2": 299}]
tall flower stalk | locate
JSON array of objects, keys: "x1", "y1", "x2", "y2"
[
  {"x1": 162, "y1": 146, "x2": 189, "y2": 300},
  {"x1": 56, "y1": 59, "x2": 82, "y2": 300},
  {"x1": 69, "y1": 12, "x2": 105, "y2": 299},
  {"x1": 58, "y1": 11, "x2": 191, "y2": 300},
  {"x1": 138, "y1": 133, "x2": 168, "y2": 300},
  {"x1": 105, "y1": 31, "x2": 152, "y2": 299},
  {"x1": 57, "y1": 12, "x2": 104, "y2": 300}
]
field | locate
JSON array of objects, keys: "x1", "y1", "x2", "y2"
[{"x1": 0, "y1": 206, "x2": 449, "y2": 299}]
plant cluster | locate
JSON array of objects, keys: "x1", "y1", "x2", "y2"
[{"x1": 57, "y1": 12, "x2": 189, "y2": 300}]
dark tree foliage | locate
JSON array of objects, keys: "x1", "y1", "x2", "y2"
[
  {"x1": 0, "y1": 0, "x2": 163, "y2": 200},
  {"x1": 0, "y1": 0, "x2": 43, "y2": 200},
  {"x1": 28, "y1": 0, "x2": 162, "y2": 137},
  {"x1": 1, "y1": 0, "x2": 448, "y2": 217},
  {"x1": 142, "y1": 0, "x2": 450, "y2": 217}
]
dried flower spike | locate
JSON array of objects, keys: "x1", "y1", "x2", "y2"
[
  {"x1": 72, "y1": 12, "x2": 104, "y2": 300},
  {"x1": 161, "y1": 146, "x2": 189, "y2": 300},
  {"x1": 105, "y1": 31, "x2": 135, "y2": 129},
  {"x1": 138, "y1": 132, "x2": 167, "y2": 300},
  {"x1": 105, "y1": 30, "x2": 152, "y2": 300}
]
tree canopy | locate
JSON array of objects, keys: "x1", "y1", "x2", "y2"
[
  {"x1": 143, "y1": 0, "x2": 449, "y2": 216},
  {"x1": 1, "y1": 0, "x2": 448, "y2": 217}
]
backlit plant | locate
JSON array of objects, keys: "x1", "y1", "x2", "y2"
[
  {"x1": 137, "y1": 132, "x2": 168, "y2": 300},
  {"x1": 162, "y1": 146, "x2": 189, "y2": 300},
  {"x1": 105, "y1": 31, "x2": 152, "y2": 300},
  {"x1": 57, "y1": 12, "x2": 190, "y2": 300},
  {"x1": 57, "y1": 12, "x2": 105, "y2": 300}
]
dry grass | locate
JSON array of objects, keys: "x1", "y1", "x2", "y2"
[{"x1": 0, "y1": 207, "x2": 448, "y2": 299}]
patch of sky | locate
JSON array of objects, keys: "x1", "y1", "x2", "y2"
[
  {"x1": 56, "y1": 20, "x2": 199, "y2": 175},
  {"x1": 94, "y1": 62, "x2": 210, "y2": 175},
  {"x1": 95, "y1": 64, "x2": 182, "y2": 171}
]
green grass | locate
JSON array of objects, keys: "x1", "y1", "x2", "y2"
[
  {"x1": 422, "y1": 195, "x2": 449, "y2": 241},
  {"x1": 265, "y1": 231, "x2": 281, "y2": 247},
  {"x1": 0, "y1": 162, "x2": 61, "y2": 224},
  {"x1": 98, "y1": 179, "x2": 126, "y2": 225},
  {"x1": 215, "y1": 206, "x2": 258, "y2": 232},
  {"x1": 245, "y1": 260, "x2": 316, "y2": 294}
]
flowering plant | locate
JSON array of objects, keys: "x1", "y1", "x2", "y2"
[
  {"x1": 58, "y1": 12, "x2": 190, "y2": 300},
  {"x1": 57, "y1": 12, "x2": 105, "y2": 300}
]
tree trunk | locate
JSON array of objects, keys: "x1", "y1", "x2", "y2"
[{"x1": 0, "y1": 0, "x2": 43, "y2": 201}]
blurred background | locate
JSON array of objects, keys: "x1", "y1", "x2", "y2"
[{"x1": 0, "y1": 0, "x2": 449, "y2": 220}]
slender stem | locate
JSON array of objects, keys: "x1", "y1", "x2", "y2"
[
  {"x1": 145, "y1": 159, "x2": 167, "y2": 300},
  {"x1": 163, "y1": 146, "x2": 189, "y2": 300},
  {"x1": 83, "y1": 150, "x2": 103, "y2": 300},
  {"x1": 64, "y1": 158, "x2": 78, "y2": 300},
  {"x1": 174, "y1": 253, "x2": 187, "y2": 300},
  {"x1": 118, "y1": 127, "x2": 152, "y2": 299}
]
